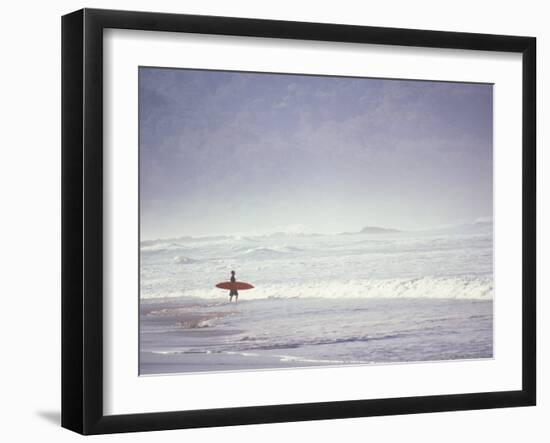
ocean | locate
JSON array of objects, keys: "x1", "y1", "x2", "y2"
[{"x1": 139, "y1": 223, "x2": 493, "y2": 374}]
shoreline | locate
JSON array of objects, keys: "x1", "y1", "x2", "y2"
[{"x1": 140, "y1": 297, "x2": 494, "y2": 375}]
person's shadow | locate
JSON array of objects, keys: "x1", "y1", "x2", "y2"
[{"x1": 36, "y1": 410, "x2": 60, "y2": 425}]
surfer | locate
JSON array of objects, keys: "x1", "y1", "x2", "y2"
[
  {"x1": 229, "y1": 270, "x2": 238, "y2": 303},
  {"x1": 215, "y1": 275, "x2": 253, "y2": 300}
]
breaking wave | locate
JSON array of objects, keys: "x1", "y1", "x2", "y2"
[
  {"x1": 173, "y1": 256, "x2": 198, "y2": 264},
  {"x1": 142, "y1": 275, "x2": 493, "y2": 301},
  {"x1": 239, "y1": 245, "x2": 303, "y2": 258}
]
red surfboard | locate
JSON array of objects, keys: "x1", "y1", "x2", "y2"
[{"x1": 215, "y1": 281, "x2": 254, "y2": 291}]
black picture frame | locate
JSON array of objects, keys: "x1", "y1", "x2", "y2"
[{"x1": 62, "y1": 8, "x2": 536, "y2": 435}]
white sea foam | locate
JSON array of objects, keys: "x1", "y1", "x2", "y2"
[
  {"x1": 141, "y1": 276, "x2": 492, "y2": 301},
  {"x1": 140, "y1": 227, "x2": 493, "y2": 301},
  {"x1": 173, "y1": 256, "x2": 198, "y2": 264}
]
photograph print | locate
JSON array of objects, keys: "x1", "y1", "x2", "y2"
[{"x1": 139, "y1": 67, "x2": 493, "y2": 375}]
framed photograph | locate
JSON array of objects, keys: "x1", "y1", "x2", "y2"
[{"x1": 61, "y1": 8, "x2": 536, "y2": 435}]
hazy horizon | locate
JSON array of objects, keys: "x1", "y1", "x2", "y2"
[
  {"x1": 140, "y1": 217, "x2": 494, "y2": 243},
  {"x1": 139, "y1": 68, "x2": 493, "y2": 241}
]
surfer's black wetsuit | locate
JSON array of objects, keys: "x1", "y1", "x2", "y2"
[{"x1": 230, "y1": 272, "x2": 238, "y2": 301}]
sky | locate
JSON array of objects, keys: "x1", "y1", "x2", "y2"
[{"x1": 139, "y1": 67, "x2": 493, "y2": 240}]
